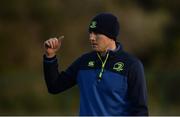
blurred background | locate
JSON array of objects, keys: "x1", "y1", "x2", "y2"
[{"x1": 0, "y1": 0, "x2": 179, "y2": 115}]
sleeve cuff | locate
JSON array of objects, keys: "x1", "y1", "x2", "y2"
[{"x1": 43, "y1": 54, "x2": 57, "y2": 63}]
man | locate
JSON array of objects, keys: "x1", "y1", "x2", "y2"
[{"x1": 43, "y1": 13, "x2": 148, "y2": 116}]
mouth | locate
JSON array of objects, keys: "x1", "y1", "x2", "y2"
[{"x1": 91, "y1": 43, "x2": 98, "y2": 48}]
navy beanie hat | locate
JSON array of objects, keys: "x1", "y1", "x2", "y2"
[{"x1": 89, "y1": 13, "x2": 120, "y2": 41}]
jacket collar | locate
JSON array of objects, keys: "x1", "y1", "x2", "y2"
[
  {"x1": 108, "y1": 42, "x2": 122, "y2": 54},
  {"x1": 93, "y1": 42, "x2": 123, "y2": 59},
  {"x1": 91, "y1": 42, "x2": 123, "y2": 57}
]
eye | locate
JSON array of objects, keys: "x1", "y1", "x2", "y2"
[
  {"x1": 90, "y1": 31, "x2": 100, "y2": 35},
  {"x1": 94, "y1": 32, "x2": 101, "y2": 36},
  {"x1": 96, "y1": 33, "x2": 103, "y2": 38}
]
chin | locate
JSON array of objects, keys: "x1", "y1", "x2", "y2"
[{"x1": 92, "y1": 47, "x2": 99, "y2": 52}]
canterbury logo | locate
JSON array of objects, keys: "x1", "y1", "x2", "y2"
[{"x1": 88, "y1": 61, "x2": 95, "y2": 67}]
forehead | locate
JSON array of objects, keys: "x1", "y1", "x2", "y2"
[
  {"x1": 95, "y1": 34, "x2": 108, "y2": 40},
  {"x1": 90, "y1": 32, "x2": 106, "y2": 37},
  {"x1": 89, "y1": 32, "x2": 110, "y2": 41},
  {"x1": 96, "y1": 34, "x2": 107, "y2": 39}
]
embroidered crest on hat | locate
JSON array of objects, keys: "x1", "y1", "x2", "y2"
[
  {"x1": 90, "y1": 21, "x2": 97, "y2": 28},
  {"x1": 88, "y1": 13, "x2": 120, "y2": 41}
]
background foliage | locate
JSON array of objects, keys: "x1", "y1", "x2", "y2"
[{"x1": 0, "y1": 0, "x2": 180, "y2": 115}]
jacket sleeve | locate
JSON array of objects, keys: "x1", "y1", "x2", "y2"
[
  {"x1": 43, "y1": 55, "x2": 81, "y2": 94},
  {"x1": 126, "y1": 60, "x2": 149, "y2": 116}
]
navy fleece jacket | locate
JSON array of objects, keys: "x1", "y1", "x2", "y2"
[{"x1": 43, "y1": 43, "x2": 148, "y2": 116}]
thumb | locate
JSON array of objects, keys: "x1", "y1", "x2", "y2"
[{"x1": 55, "y1": 35, "x2": 64, "y2": 49}]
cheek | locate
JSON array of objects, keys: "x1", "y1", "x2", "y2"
[
  {"x1": 97, "y1": 39, "x2": 105, "y2": 44},
  {"x1": 97, "y1": 40, "x2": 103, "y2": 47},
  {"x1": 97, "y1": 40, "x2": 107, "y2": 50},
  {"x1": 98, "y1": 39, "x2": 107, "y2": 46}
]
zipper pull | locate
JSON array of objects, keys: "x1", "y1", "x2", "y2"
[{"x1": 98, "y1": 72, "x2": 102, "y2": 82}]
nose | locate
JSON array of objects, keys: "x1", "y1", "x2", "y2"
[{"x1": 89, "y1": 32, "x2": 96, "y2": 41}]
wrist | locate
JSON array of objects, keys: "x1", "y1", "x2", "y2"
[{"x1": 45, "y1": 53, "x2": 56, "y2": 58}]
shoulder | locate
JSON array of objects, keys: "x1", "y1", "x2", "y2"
[
  {"x1": 113, "y1": 42, "x2": 143, "y2": 67},
  {"x1": 120, "y1": 51, "x2": 144, "y2": 76},
  {"x1": 113, "y1": 49, "x2": 142, "y2": 66},
  {"x1": 113, "y1": 50, "x2": 144, "y2": 74},
  {"x1": 73, "y1": 51, "x2": 96, "y2": 64},
  {"x1": 78, "y1": 51, "x2": 96, "y2": 60},
  {"x1": 121, "y1": 51, "x2": 142, "y2": 65}
]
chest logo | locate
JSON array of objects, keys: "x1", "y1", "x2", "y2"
[
  {"x1": 88, "y1": 61, "x2": 95, "y2": 67},
  {"x1": 113, "y1": 62, "x2": 124, "y2": 72}
]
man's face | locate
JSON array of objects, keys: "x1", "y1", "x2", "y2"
[{"x1": 89, "y1": 32, "x2": 111, "y2": 53}]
